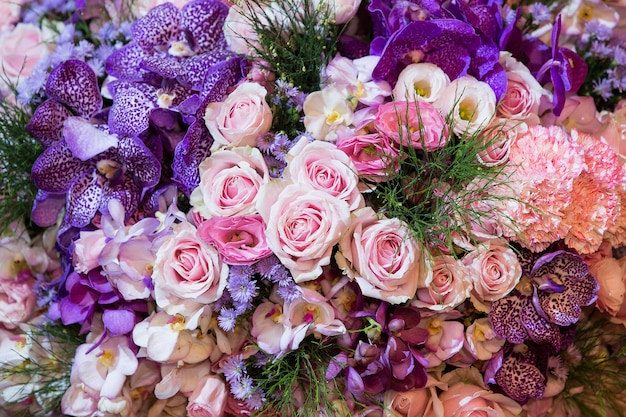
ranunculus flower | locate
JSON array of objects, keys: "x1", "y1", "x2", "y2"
[
  {"x1": 190, "y1": 146, "x2": 270, "y2": 219},
  {"x1": 383, "y1": 375, "x2": 447, "y2": 417},
  {"x1": 197, "y1": 214, "x2": 272, "y2": 265},
  {"x1": 186, "y1": 375, "x2": 227, "y2": 417},
  {"x1": 223, "y1": 3, "x2": 259, "y2": 55},
  {"x1": 412, "y1": 255, "x2": 472, "y2": 312},
  {"x1": 336, "y1": 207, "x2": 432, "y2": 304},
  {"x1": 336, "y1": 132, "x2": 400, "y2": 182},
  {"x1": 439, "y1": 368, "x2": 522, "y2": 417},
  {"x1": 313, "y1": 0, "x2": 361, "y2": 24},
  {"x1": 303, "y1": 85, "x2": 354, "y2": 141},
  {"x1": 284, "y1": 137, "x2": 364, "y2": 210},
  {"x1": 204, "y1": 82, "x2": 273, "y2": 149},
  {"x1": 153, "y1": 221, "x2": 229, "y2": 316},
  {"x1": 462, "y1": 239, "x2": 522, "y2": 311},
  {"x1": 587, "y1": 255, "x2": 626, "y2": 316},
  {"x1": 257, "y1": 181, "x2": 351, "y2": 282},
  {"x1": 392, "y1": 63, "x2": 450, "y2": 103},
  {"x1": 376, "y1": 100, "x2": 449, "y2": 151},
  {"x1": 0, "y1": 23, "x2": 49, "y2": 89},
  {"x1": 436, "y1": 76, "x2": 496, "y2": 137},
  {"x1": 0, "y1": 278, "x2": 37, "y2": 327}
]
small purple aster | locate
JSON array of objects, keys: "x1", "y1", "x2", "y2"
[
  {"x1": 222, "y1": 355, "x2": 246, "y2": 382},
  {"x1": 231, "y1": 375, "x2": 255, "y2": 400},
  {"x1": 227, "y1": 274, "x2": 258, "y2": 304},
  {"x1": 526, "y1": 3, "x2": 552, "y2": 26},
  {"x1": 218, "y1": 307, "x2": 238, "y2": 332},
  {"x1": 593, "y1": 78, "x2": 614, "y2": 100}
]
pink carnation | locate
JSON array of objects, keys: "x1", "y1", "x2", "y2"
[
  {"x1": 503, "y1": 126, "x2": 584, "y2": 251},
  {"x1": 561, "y1": 130, "x2": 625, "y2": 254}
]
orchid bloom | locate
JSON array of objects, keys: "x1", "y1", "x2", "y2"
[
  {"x1": 535, "y1": 15, "x2": 588, "y2": 116},
  {"x1": 72, "y1": 335, "x2": 139, "y2": 399}
]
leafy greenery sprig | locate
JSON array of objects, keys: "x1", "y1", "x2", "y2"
[
  {"x1": 232, "y1": 0, "x2": 342, "y2": 93},
  {"x1": 0, "y1": 97, "x2": 42, "y2": 234},
  {"x1": 0, "y1": 322, "x2": 83, "y2": 417}
]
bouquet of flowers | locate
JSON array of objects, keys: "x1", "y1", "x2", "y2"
[{"x1": 2, "y1": 0, "x2": 626, "y2": 416}]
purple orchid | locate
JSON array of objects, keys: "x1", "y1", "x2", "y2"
[
  {"x1": 31, "y1": 116, "x2": 161, "y2": 228},
  {"x1": 489, "y1": 250, "x2": 598, "y2": 351},
  {"x1": 535, "y1": 15, "x2": 588, "y2": 116},
  {"x1": 368, "y1": 0, "x2": 507, "y2": 100},
  {"x1": 104, "y1": 0, "x2": 245, "y2": 194}
]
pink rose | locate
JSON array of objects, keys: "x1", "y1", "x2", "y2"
[
  {"x1": 497, "y1": 53, "x2": 544, "y2": 121},
  {"x1": 313, "y1": 0, "x2": 360, "y2": 24},
  {"x1": 440, "y1": 381, "x2": 522, "y2": 417},
  {"x1": 376, "y1": 101, "x2": 448, "y2": 151},
  {"x1": 462, "y1": 239, "x2": 522, "y2": 311},
  {"x1": 384, "y1": 389, "x2": 431, "y2": 417},
  {"x1": 186, "y1": 375, "x2": 227, "y2": 417},
  {"x1": 204, "y1": 82, "x2": 272, "y2": 149},
  {"x1": 284, "y1": 137, "x2": 364, "y2": 210},
  {"x1": 223, "y1": 4, "x2": 259, "y2": 55},
  {"x1": 0, "y1": 24, "x2": 49, "y2": 86},
  {"x1": 190, "y1": 147, "x2": 269, "y2": 219},
  {"x1": 336, "y1": 207, "x2": 432, "y2": 304},
  {"x1": 336, "y1": 132, "x2": 400, "y2": 182},
  {"x1": 197, "y1": 215, "x2": 272, "y2": 265},
  {"x1": 476, "y1": 120, "x2": 523, "y2": 167},
  {"x1": 256, "y1": 182, "x2": 351, "y2": 282},
  {"x1": 412, "y1": 255, "x2": 471, "y2": 311},
  {"x1": 153, "y1": 222, "x2": 229, "y2": 316}
]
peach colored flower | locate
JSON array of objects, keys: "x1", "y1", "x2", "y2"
[{"x1": 412, "y1": 255, "x2": 472, "y2": 312}]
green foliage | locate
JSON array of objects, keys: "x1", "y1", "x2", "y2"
[
  {"x1": 0, "y1": 99, "x2": 42, "y2": 234},
  {"x1": 248, "y1": 337, "x2": 346, "y2": 417},
  {"x1": 558, "y1": 311, "x2": 626, "y2": 417},
  {"x1": 233, "y1": 0, "x2": 342, "y2": 93},
  {"x1": 0, "y1": 322, "x2": 83, "y2": 417},
  {"x1": 370, "y1": 108, "x2": 515, "y2": 254}
]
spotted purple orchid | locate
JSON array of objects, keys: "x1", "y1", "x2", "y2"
[
  {"x1": 368, "y1": 0, "x2": 508, "y2": 100},
  {"x1": 534, "y1": 15, "x2": 588, "y2": 116},
  {"x1": 28, "y1": 60, "x2": 161, "y2": 229},
  {"x1": 489, "y1": 250, "x2": 598, "y2": 351},
  {"x1": 104, "y1": 0, "x2": 245, "y2": 194}
]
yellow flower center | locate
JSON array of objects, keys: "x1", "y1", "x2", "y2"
[
  {"x1": 98, "y1": 349, "x2": 115, "y2": 368},
  {"x1": 578, "y1": 5, "x2": 593, "y2": 20},
  {"x1": 427, "y1": 318, "x2": 442, "y2": 335},
  {"x1": 167, "y1": 314, "x2": 186, "y2": 332},
  {"x1": 96, "y1": 159, "x2": 121, "y2": 179},
  {"x1": 326, "y1": 110, "x2": 342, "y2": 125},
  {"x1": 458, "y1": 101, "x2": 475, "y2": 121},
  {"x1": 265, "y1": 305, "x2": 283, "y2": 324},
  {"x1": 302, "y1": 304, "x2": 319, "y2": 323},
  {"x1": 413, "y1": 81, "x2": 431, "y2": 98}
]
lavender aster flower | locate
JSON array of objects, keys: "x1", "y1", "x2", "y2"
[
  {"x1": 222, "y1": 355, "x2": 246, "y2": 382},
  {"x1": 227, "y1": 274, "x2": 258, "y2": 304},
  {"x1": 231, "y1": 375, "x2": 255, "y2": 400},
  {"x1": 526, "y1": 3, "x2": 552, "y2": 25},
  {"x1": 593, "y1": 78, "x2": 614, "y2": 100},
  {"x1": 218, "y1": 307, "x2": 238, "y2": 332}
]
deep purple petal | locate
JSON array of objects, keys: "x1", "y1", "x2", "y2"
[
  {"x1": 103, "y1": 308, "x2": 136, "y2": 336},
  {"x1": 538, "y1": 292, "x2": 582, "y2": 327},
  {"x1": 31, "y1": 190, "x2": 66, "y2": 227},
  {"x1": 172, "y1": 119, "x2": 212, "y2": 195},
  {"x1": 25, "y1": 99, "x2": 73, "y2": 147},
  {"x1": 495, "y1": 354, "x2": 545, "y2": 402},
  {"x1": 32, "y1": 142, "x2": 91, "y2": 192},
  {"x1": 489, "y1": 295, "x2": 528, "y2": 344},
  {"x1": 177, "y1": 50, "x2": 232, "y2": 90},
  {"x1": 100, "y1": 175, "x2": 141, "y2": 221},
  {"x1": 67, "y1": 173, "x2": 103, "y2": 227},
  {"x1": 46, "y1": 60, "x2": 102, "y2": 117},
  {"x1": 201, "y1": 56, "x2": 244, "y2": 101},
  {"x1": 105, "y1": 42, "x2": 151, "y2": 81},
  {"x1": 180, "y1": 0, "x2": 228, "y2": 53},
  {"x1": 131, "y1": 2, "x2": 181, "y2": 51},
  {"x1": 521, "y1": 300, "x2": 561, "y2": 350},
  {"x1": 140, "y1": 55, "x2": 184, "y2": 79},
  {"x1": 117, "y1": 136, "x2": 161, "y2": 187},
  {"x1": 108, "y1": 84, "x2": 157, "y2": 137},
  {"x1": 423, "y1": 44, "x2": 471, "y2": 80}
]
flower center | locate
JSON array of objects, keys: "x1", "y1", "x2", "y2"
[
  {"x1": 326, "y1": 110, "x2": 342, "y2": 125},
  {"x1": 98, "y1": 349, "x2": 115, "y2": 368},
  {"x1": 427, "y1": 318, "x2": 442, "y2": 335},
  {"x1": 413, "y1": 81, "x2": 431, "y2": 98},
  {"x1": 97, "y1": 159, "x2": 122, "y2": 180},
  {"x1": 302, "y1": 304, "x2": 320, "y2": 323},
  {"x1": 265, "y1": 305, "x2": 283, "y2": 324},
  {"x1": 167, "y1": 314, "x2": 186, "y2": 331},
  {"x1": 458, "y1": 100, "x2": 476, "y2": 121},
  {"x1": 168, "y1": 40, "x2": 194, "y2": 57}
]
